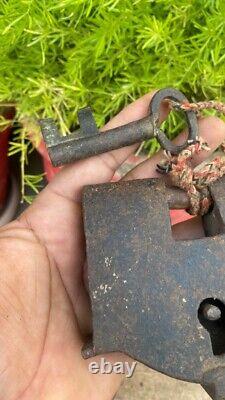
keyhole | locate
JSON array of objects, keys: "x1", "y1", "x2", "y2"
[{"x1": 198, "y1": 298, "x2": 225, "y2": 356}]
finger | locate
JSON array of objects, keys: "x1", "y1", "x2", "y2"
[
  {"x1": 43, "y1": 91, "x2": 169, "y2": 202},
  {"x1": 171, "y1": 115, "x2": 225, "y2": 167},
  {"x1": 123, "y1": 115, "x2": 225, "y2": 235},
  {"x1": 172, "y1": 216, "x2": 205, "y2": 240},
  {"x1": 123, "y1": 115, "x2": 225, "y2": 181}
]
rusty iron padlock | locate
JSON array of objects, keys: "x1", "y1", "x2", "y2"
[{"x1": 40, "y1": 88, "x2": 225, "y2": 400}]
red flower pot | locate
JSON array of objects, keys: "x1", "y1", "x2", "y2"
[
  {"x1": 0, "y1": 126, "x2": 11, "y2": 210},
  {"x1": 0, "y1": 107, "x2": 20, "y2": 226}
]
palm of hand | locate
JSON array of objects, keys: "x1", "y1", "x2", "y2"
[{"x1": 0, "y1": 93, "x2": 224, "y2": 400}]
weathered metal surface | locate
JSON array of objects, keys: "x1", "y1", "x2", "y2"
[
  {"x1": 149, "y1": 88, "x2": 198, "y2": 154},
  {"x1": 203, "y1": 367, "x2": 225, "y2": 400},
  {"x1": 82, "y1": 176, "x2": 225, "y2": 399},
  {"x1": 39, "y1": 85, "x2": 225, "y2": 399},
  {"x1": 39, "y1": 88, "x2": 198, "y2": 166}
]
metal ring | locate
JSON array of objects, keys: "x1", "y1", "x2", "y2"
[{"x1": 149, "y1": 88, "x2": 199, "y2": 155}]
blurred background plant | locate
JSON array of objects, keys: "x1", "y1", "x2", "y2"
[{"x1": 0, "y1": 0, "x2": 225, "y2": 200}]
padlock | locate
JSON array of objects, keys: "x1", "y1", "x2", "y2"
[
  {"x1": 82, "y1": 177, "x2": 225, "y2": 400},
  {"x1": 40, "y1": 88, "x2": 225, "y2": 400}
]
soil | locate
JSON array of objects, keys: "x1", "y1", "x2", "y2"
[{"x1": 115, "y1": 363, "x2": 210, "y2": 400}]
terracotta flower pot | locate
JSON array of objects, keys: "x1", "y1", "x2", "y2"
[
  {"x1": 0, "y1": 175, "x2": 19, "y2": 227},
  {"x1": 0, "y1": 108, "x2": 19, "y2": 226},
  {"x1": 0, "y1": 126, "x2": 11, "y2": 210}
]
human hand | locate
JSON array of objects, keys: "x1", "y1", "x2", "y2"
[{"x1": 0, "y1": 92, "x2": 225, "y2": 400}]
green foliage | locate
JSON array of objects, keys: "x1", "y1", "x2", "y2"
[{"x1": 1, "y1": 0, "x2": 225, "y2": 197}]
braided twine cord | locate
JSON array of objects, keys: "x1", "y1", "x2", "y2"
[{"x1": 158, "y1": 101, "x2": 225, "y2": 216}]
